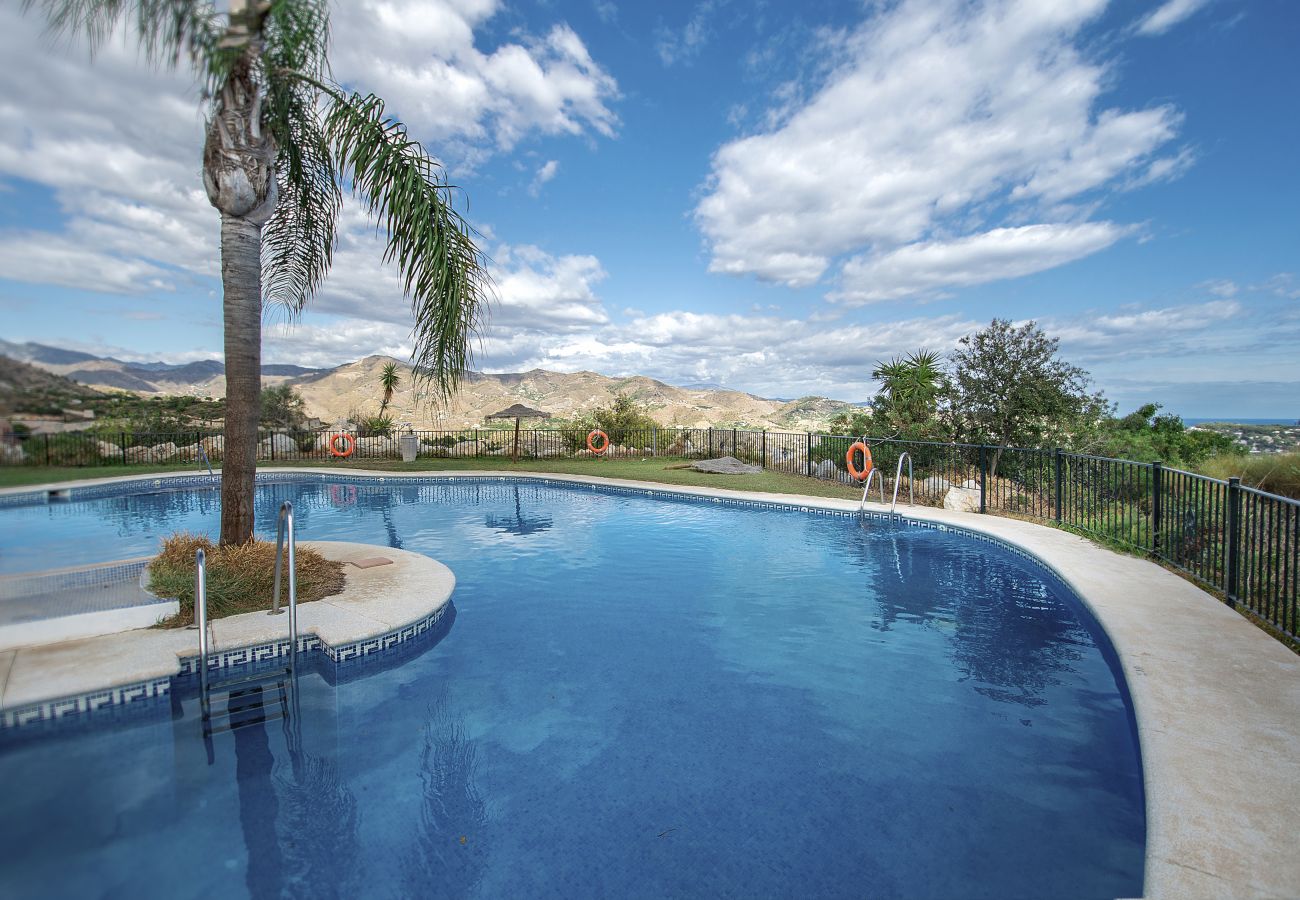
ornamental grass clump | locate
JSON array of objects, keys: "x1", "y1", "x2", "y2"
[{"x1": 149, "y1": 533, "x2": 345, "y2": 628}]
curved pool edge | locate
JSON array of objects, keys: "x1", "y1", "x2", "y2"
[
  {"x1": 0, "y1": 540, "x2": 455, "y2": 726},
  {"x1": 4, "y1": 468, "x2": 1299, "y2": 898}
]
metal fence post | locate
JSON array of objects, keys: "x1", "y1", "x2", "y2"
[
  {"x1": 1225, "y1": 476, "x2": 1241, "y2": 607},
  {"x1": 652, "y1": 426, "x2": 657, "y2": 457},
  {"x1": 120, "y1": 431, "x2": 127, "y2": 466},
  {"x1": 978, "y1": 445, "x2": 987, "y2": 513},
  {"x1": 1053, "y1": 448, "x2": 1063, "y2": 523},
  {"x1": 1151, "y1": 461, "x2": 1163, "y2": 555},
  {"x1": 44, "y1": 433, "x2": 50, "y2": 466},
  {"x1": 732, "y1": 428, "x2": 738, "y2": 455},
  {"x1": 761, "y1": 430, "x2": 767, "y2": 466},
  {"x1": 269, "y1": 430, "x2": 275, "y2": 461},
  {"x1": 805, "y1": 432, "x2": 812, "y2": 476},
  {"x1": 708, "y1": 427, "x2": 713, "y2": 456}
]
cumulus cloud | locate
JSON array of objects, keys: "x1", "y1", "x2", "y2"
[
  {"x1": 330, "y1": 1, "x2": 618, "y2": 166},
  {"x1": 835, "y1": 223, "x2": 1132, "y2": 304},
  {"x1": 695, "y1": 0, "x2": 1188, "y2": 299},
  {"x1": 1136, "y1": 0, "x2": 1214, "y2": 36},
  {"x1": 0, "y1": 2, "x2": 617, "y2": 297}
]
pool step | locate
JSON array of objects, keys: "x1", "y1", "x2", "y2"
[{"x1": 202, "y1": 668, "x2": 294, "y2": 736}]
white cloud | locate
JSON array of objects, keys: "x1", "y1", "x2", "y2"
[
  {"x1": 835, "y1": 223, "x2": 1132, "y2": 304},
  {"x1": 0, "y1": 231, "x2": 175, "y2": 293},
  {"x1": 1137, "y1": 0, "x2": 1214, "y2": 36},
  {"x1": 695, "y1": 0, "x2": 1187, "y2": 299},
  {"x1": 529, "y1": 159, "x2": 560, "y2": 196},
  {"x1": 330, "y1": 1, "x2": 619, "y2": 166}
]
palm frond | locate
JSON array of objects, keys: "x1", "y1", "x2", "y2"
[
  {"x1": 259, "y1": 0, "x2": 338, "y2": 313},
  {"x1": 324, "y1": 91, "x2": 492, "y2": 397},
  {"x1": 24, "y1": 0, "x2": 220, "y2": 77}
]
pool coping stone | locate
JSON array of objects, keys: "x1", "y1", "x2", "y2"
[{"x1": 1, "y1": 467, "x2": 1297, "y2": 899}]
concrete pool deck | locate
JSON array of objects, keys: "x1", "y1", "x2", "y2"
[
  {"x1": 1, "y1": 467, "x2": 1298, "y2": 899},
  {"x1": 0, "y1": 540, "x2": 455, "y2": 713}
]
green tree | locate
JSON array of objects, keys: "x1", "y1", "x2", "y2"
[
  {"x1": 1093, "y1": 403, "x2": 1239, "y2": 467},
  {"x1": 378, "y1": 362, "x2": 401, "y2": 414},
  {"x1": 948, "y1": 319, "x2": 1110, "y2": 475},
  {"x1": 29, "y1": 1, "x2": 490, "y2": 543},
  {"x1": 260, "y1": 384, "x2": 306, "y2": 430},
  {"x1": 871, "y1": 350, "x2": 946, "y2": 428}
]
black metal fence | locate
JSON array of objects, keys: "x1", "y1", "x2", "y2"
[{"x1": 4, "y1": 426, "x2": 1295, "y2": 641}]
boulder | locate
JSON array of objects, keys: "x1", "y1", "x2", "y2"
[
  {"x1": 942, "y1": 486, "x2": 981, "y2": 513},
  {"x1": 1, "y1": 443, "x2": 25, "y2": 464},
  {"x1": 447, "y1": 441, "x2": 479, "y2": 458},
  {"x1": 921, "y1": 475, "x2": 951, "y2": 495},
  {"x1": 355, "y1": 436, "x2": 398, "y2": 458},
  {"x1": 259, "y1": 433, "x2": 297, "y2": 456},
  {"x1": 201, "y1": 435, "x2": 225, "y2": 458},
  {"x1": 96, "y1": 440, "x2": 120, "y2": 459},
  {"x1": 151, "y1": 441, "x2": 180, "y2": 461},
  {"x1": 960, "y1": 479, "x2": 979, "y2": 489},
  {"x1": 815, "y1": 459, "x2": 839, "y2": 480},
  {"x1": 691, "y1": 456, "x2": 762, "y2": 475}
]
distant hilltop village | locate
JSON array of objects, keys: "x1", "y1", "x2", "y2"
[{"x1": 1192, "y1": 422, "x2": 1300, "y2": 455}]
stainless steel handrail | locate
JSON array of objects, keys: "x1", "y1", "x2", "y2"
[
  {"x1": 195, "y1": 547, "x2": 209, "y2": 717},
  {"x1": 269, "y1": 501, "x2": 299, "y2": 663},
  {"x1": 859, "y1": 467, "x2": 886, "y2": 511},
  {"x1": 890, "y1": 452, "x2": 913, "y2": 513},
  {"x1": 196, "y1": 443, "x2": 214, "y2": 477}
]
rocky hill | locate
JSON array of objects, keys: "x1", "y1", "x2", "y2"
[
  {"x1": 289, "y1": 356, "x2": 857, "y2": 430},
  {"x1": 0, "y1": 355, "x2": 102, "y2": 416},
  {"x1": 2, "y1": 341, "x2": 861, "y2": 430},
  {"x1": 0, "y1": 340, "x2": 320, "y2": 397}
]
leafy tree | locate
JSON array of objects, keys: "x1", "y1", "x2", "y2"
[
  {"x1": 379, "y1": 362, "x2": 401, "y2": 413},
  {"x1": 1093, "y1": 403, "x2": 1239, "y2": 467},
  {"x1": 259, "y1": 384, "x2": 306, "y2": 430},
  {"x1": 594, "y1": 394, "x2": 659, "y2": 439},
  {"x1": 28, "y1": 0, "x2": 490, "y2": 543},
  {"x1": 947, "y1": 319, "x2": 1110, "y2": 475}
]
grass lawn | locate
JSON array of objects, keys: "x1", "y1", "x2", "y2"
[{"x1": 0, "y1": 457, "x2": 864, "y2": 500}]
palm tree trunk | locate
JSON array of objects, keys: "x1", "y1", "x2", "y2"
[{"x1": 220, "y1": 213, "x2": 264, "y2": 545}]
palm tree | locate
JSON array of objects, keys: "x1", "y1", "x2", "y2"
[
  {"x1": 27, "y1": 0, "x2": 490, "y2": 544},
  {"x1": 379, "y1": 362, "x2": 400, "y2": 414},
  {"x1": 871, "y1": 350, "x2": 945, "y2": 427}
]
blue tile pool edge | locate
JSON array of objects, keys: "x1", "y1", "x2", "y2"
[{"x1": 0, "y1": 602, "x2": 451, "y2": 732}]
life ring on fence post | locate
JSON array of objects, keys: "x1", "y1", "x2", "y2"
[
  {"x1": 329, "y1": 433, "x2": 356, "y2": 458},
  {"x1": 587, "y1": 429, "x2": 610, "y2": 455},
  {"x1": 846, "y1": 441, "x2": 873, "y2": 481}
]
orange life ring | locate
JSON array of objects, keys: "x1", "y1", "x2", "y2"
[
  {"x1": 329, "y1": 433, "x2": 355, "y2": 458},
  {"x1": 846, "y1": 441, "x2": 873, "y2": 481},
  {"x1": 587, "y1": 429, "x2": 610, "y2": 454}
]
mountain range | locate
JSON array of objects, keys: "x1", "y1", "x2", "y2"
[{"x1": 0, "y1": 340, "x2": 860, "y2": 430}]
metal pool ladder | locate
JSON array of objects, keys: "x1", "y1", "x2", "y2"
[
  {"x1": 858, "y1": 452, "x2": 915, "y2": 514},
  {"x1": 195, "y1": 501, "x2": 300, "y2": 738}
]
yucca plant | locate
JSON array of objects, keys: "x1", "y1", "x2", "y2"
[{"x1": 25, "y1": 0, "x2": 491, "y2": 543}]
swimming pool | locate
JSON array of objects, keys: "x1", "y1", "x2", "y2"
[{"x1": 0, "y1": 477, "x2": 1144, "y2": 898}]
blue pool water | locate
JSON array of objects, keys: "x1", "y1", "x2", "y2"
[{"x1": 0, "y1": 479, "x2": 1145, "y2": 898}]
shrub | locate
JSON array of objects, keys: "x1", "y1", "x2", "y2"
[
  {"x1": 148, "y1": 533, "x2": 346, "y2": 627},
  {"x1": 1199, "y1": 451, "x2": 1300, "y2": 500},
  {"x1": 357, "y1": 414, "x2": 394, "y2": 437}
]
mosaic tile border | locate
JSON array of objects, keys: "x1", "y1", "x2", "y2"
[{"x1": 1, "y1": 675, "x2": 171, "y2": 730}]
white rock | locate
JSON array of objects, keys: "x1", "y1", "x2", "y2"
[
  {"x1": 921, "y1": 476, "x2": 951, "y2": 494},
  {"x1": 942, "y1": 486, "x2": 981, "y2": 512},
  {"x1": 815, "y1": 459, "x2": 839, "y2": 479}
]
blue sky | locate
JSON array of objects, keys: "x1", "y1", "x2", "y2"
[{"x1": 0, "y1": 0, "x2": 1297, "y2": 417}]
